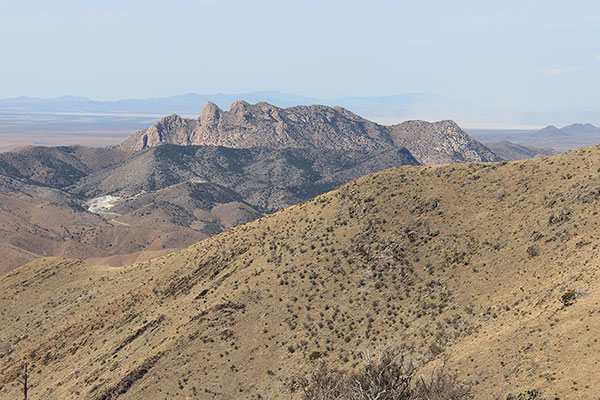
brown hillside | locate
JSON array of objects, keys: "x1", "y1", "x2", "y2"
[
  {"x1": 0, "y1": 192, "x2": 207, "y2": 273},
  {"x1": 1, "y1": 146, "x2": 600, "y2": 399}
]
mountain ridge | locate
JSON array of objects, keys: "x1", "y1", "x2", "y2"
[
  {"x1": 0, "y1": 92, "x2": 450, "y2": 116},
  {"x1": 120, "y1": 101, "x2": 499, "y2": 165},
  {"x1": 535, "y1": 122, "x2": 600, "y2": 137}
]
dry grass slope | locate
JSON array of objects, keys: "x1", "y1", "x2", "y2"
[{"x1": 2, "y1": 146, "x2": 600, "y2": 399}]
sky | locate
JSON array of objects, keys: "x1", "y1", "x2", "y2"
[{"x1": 1, "y1": 0, "x2": 600, "y2": 119}]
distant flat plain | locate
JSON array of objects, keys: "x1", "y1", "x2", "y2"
[{"x1": 0, "y1": 111, "x2": 158, "y2": 150}]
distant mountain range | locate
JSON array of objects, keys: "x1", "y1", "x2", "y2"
[
  {"x1": 0, "y1": 92, "x2": 457, "y2": 121},
  {"x1": 470, "y1": 123, "x2": 600, "y2": 152},
  {"x1": 2, "y1": 93, "x2": 599, "y2": 152},
  {"x1": 535, "y1": 123, "x2": 600, "y2": 137},
  {"x1": 0, "y1": 92, "x2": 481, "y2": 150}
]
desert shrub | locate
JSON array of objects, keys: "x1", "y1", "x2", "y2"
[
  {"x1": 413, "y1": 368, "x2": 473, "y2": 400},
  {"x1": 293, "y1": 347, "x2": 472, "y2": 400},
  {"x1": 548, "y1": 207, "x2": 570, "y2": 224},
  {"x1": 526, "y1": 245, "x2": 539, "y2": 257},
  {"x1": 560, "y1": 290, "x2": 578, "y2": 307},
  {"x1": 296, "y1": 363, "x2": 347, "y2": 400},
  {"x1": 348, "y1": 348, "x2": 413, "y2": 399}
]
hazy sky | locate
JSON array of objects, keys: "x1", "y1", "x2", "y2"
[{"x1": 2, "y1": 0, "x2": 599, "y2": 113}]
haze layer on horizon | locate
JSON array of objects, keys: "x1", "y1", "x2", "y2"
[{"x1": 1, "y1": 0, "x2": 599, "y2": 126}]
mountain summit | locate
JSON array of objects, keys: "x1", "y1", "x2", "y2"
[{"x1": 120, "y1": 101, "x2": 498, "y2": 165}]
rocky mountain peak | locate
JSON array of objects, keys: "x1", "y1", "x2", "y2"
[
  {"x1": 229, "y1": 100, "x2": 250, "y2": 113},
  {"x1": 388, "y1": 119, "x2": 498, "y2": 164},
  {"x1": 200, "y1": 102, "x2": 222, "y2": 128},
  {"x1": 153, "y1": 114, "x2": 185, "y2": 131}
]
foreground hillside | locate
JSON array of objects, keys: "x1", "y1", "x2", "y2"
[{"x1": 2, "y1": 146, "x2": 599, "y2": 399}]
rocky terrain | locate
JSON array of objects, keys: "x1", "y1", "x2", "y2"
[
  {"x1": 1, "y1": 145, "x2": 599, "y2": 398},
  {"x1": 120, "y1": 101, "x2": 499, "y2": 165}
]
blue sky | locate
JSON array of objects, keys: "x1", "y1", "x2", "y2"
[{"x1": 1, "y1": 0, "x2": 599, "y2": 117}]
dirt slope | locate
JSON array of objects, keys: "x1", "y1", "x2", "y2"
[{"x1": 1, "y1": 146, "x2": 600, "y2": 399}]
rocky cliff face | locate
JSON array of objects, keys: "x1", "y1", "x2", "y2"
[
  {"x1": 120, "y1": 101, "x2": 499, "y2": 165},
  {"x1": 120, "y1": 114, "x2": 198, "y2": 150}
]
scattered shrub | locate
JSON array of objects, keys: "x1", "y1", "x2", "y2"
[
  {"x1": 526, "y1": 245, "x2": 539, "y2": 257},
  {"x1": 548, "y1": 208, "x2": 570, "y2": 224},
  {"x1": 295, "y1": 362, "x2": 347, "y2": 400}
]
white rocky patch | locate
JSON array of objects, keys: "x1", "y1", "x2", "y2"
[{"x1": 87, "y1": 195, "x2": 122, "y2": 214}]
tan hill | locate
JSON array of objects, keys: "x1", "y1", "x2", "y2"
[
  {"x1": 2, "y1": 145, "x2": 600, "y2": 398},
  {"x1": 120, "y1": 101, "x2": 499, "y2": 165}
]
